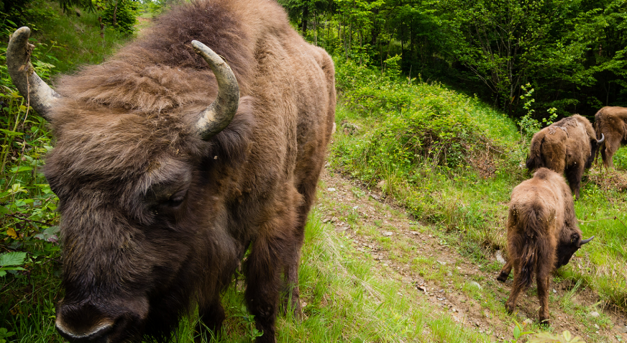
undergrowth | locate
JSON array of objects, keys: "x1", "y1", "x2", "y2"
[{"x1": 331, "y1": 58, "x2": 627, "y2": 313}]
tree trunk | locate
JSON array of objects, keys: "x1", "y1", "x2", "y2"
[
  {"x1": 98, "y1": 16, "x2": 105, "y2": 38},
  {"x1": 301, "y1": 6, "x2": 309, "y2": 34},
  {"x1": 113, "y1": 0, "x2": 119, "y2": 27}
]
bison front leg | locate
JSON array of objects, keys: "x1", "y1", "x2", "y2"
[
  {"x1": 245, "y1": 229, "x2": 293, "y2": 343},
  {"x1": 197, "y1": 296, "x2": 225, "y2": 340},
  {"x1": 497, "y1": 259, "x2": 512, "y2": 282}
]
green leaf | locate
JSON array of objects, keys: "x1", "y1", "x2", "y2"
[{"x1": 0, "y1": 252, "x2": 27, "y2": 267}]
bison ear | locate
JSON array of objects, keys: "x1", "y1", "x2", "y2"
[{"x1": 570, "y1": 232, "x2": 580, "y2": 244}]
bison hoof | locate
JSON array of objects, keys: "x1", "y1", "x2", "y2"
[{"x1": 496, "y1": 272, "x2": 509, "y2": 282}]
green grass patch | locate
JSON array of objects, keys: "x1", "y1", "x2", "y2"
[{"x1": 330, "y1": 58, "x2": 627, "y2": 313}]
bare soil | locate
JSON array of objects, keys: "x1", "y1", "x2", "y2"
[{"x1": 316, "y1": 168, "x2": 627, "y2": 342}]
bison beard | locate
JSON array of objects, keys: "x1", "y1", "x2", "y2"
[
  {"x1": 496, "y1": 168, "x2": 593, "y2": 324},
  {"x1": 525, "y1": 114, "x2": 603, "y2": 199},
  {"x1": 7, "y1": 0, "x2": 336, "y2": 342},
  {"x1": 594, "y1": 106, "x2": 627, "y2": 169}
]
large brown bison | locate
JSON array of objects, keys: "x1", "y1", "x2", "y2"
[
  {"x1": 526, "y1": 114, "x2": 604, "y2": 199},
  {"x1": 7, "y1": 0, "x2": 335, "y2": 342},
  {"x1": 496, "y1": 168, "x2": 593, "y2": 324},
  {"x1": 594, "y1": 106, "x2": 627, "y2": 169}
]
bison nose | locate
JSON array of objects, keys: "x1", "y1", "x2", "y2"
[
  {"x1": 55, "y1": 302, "x2": 113, "y2": 342},
  {"x1": 56, "y1": 298, "x2": 148, "y2": 343}
]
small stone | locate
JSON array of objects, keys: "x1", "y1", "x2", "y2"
[
  {"x1": 469, "y1": 281, "x2": 482, "y2": 290},
  {"x1": 553, "y1": 289, "x2": 557, "y2": 293},
  {"x1": 382, "y1": 231, "x2": 393, "y2": 237},
  {"x1": 437, "y1": 261, "x2": 447, "y2": 265},
  {"x1": 589, "y1": 311, "x2": 600, "y2": 318},
  {"x1": 370, "y1": 194, "x2": 380, "y2": 201},
  {"x1": 594, "y1": 324, "x2": 600, "y2": 329},
  {"x1": 447, "y1": 271, "x2": 453, "y2": 276},
  {"x1": 495, "y1": 250, "x2": 506, "y2": 265},
  {"x1": 327, "y1": 187, "x2": 336, "y2": 192},
  {"x1": 377, "y1": 180, "x2": 387, "y2": 190},
  {"x1": 523, "y1": 318, "x2": 533, "y2": 325}
]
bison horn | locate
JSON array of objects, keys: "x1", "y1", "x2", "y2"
[
  {"x1": 7, "y1": 27, "x2": 61, "y2": 121},
  {"x1": 191, "y1": 40, "x2": 239, "y2": 140},
  {"x1": 580, "y1": 236, "x2": 595, "y2": 245},
  {"x1": 597, "y1": 133, "x2": 605, "y2": 144}
]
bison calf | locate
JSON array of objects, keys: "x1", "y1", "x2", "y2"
[
  {"x1": 594, "y1": 106, "x2": 627, "y2": 169},
  {"x1": 526, "y1": 114, "x2": 604, "y2": 199},
  {"x1": 497, "y1": 168, "x2": 593, "y2": 324}
]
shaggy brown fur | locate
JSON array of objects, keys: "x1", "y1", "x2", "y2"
[
  {"x1": 496, "y1": 168, "x2": 591, "y2": 324},
  {"x1": 594, "y1": 106, "x2": 627, "y2": 169},
  {"x1": 525, "y1": 114, "x2": 600, "y2": 199},
  {"x1": 29, "y1": 1, "x2": 335, "y2": 342}
]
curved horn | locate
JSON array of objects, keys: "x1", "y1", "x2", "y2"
[
  {"x1": 7, "y1": 27, "x2": 61, "y2": 121},
  {"x1": 191, "y1": 40, "x2": 239, "y2": 140},
  {"x1": 597, "y1": 133, "x2": 605, "y2": 144},
  {"x1": 580, "y1": 236, "x2": 595, "y2": 245}
]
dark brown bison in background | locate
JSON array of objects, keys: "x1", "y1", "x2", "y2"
[
  {"x1": 594, "y1": 106, "x2": 627, "y2": 169},
  {"x1": 7, "y1": 0, "x2": 336, "y2": 342},
  {"x1": 526, "y1": 114, "x2": 604, "y2": 199},
  {"x1": 496, "y1": 168, "x2": 593, "y2": 324}
]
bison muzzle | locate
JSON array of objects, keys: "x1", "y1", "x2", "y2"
[
  {"x1": 526, "y1": 114, "x2": 604, "y2": 199},
  {"x1": 496, "y1": 168, "x2": 593, "y2": 324},
  {"x1": 7, "y1": 0, "x2": 336, "y2": 342}
]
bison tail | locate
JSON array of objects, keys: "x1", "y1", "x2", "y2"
[
  {"x1": 516, "y1": 204, "x2": 546, "y2": 290},
  {"x1": 526, "y1": 134, "x2": 545, "y2": 171}
]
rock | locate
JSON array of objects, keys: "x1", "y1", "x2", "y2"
[
  {"x1": 370, "y1": 194, "x2": 380, "y2": 201},
  {"x1": 437, "y1": 261, "x2": 447, "y2": 265},
  {"x1": 327, "y1": 187, "x2": 336, "y2": 192},
  {"x1": 618, "y1": 325, "x2": 627, "y2": 333},
  {"x1": 382, "y1": 231, "x2": 393, "y2": 237},
  {"x1": 469, "y1": 281, "x2": 482, "y2": 290},
  {"x1": 495, "y1": 250, "x2": 506, "y2": 265},
  {"x1": 377, "y1": 180, "x2": 387, "y2": 190},
  {"x1": 589, "y1": 311, "x2": 600, "y2": 318},
  {"x1": 594, "y1": 324, "x2": 600, "y2": 330}
]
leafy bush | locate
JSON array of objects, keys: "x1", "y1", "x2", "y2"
[
  {"x1": 333, "y1": 58, "x2": 519, "y2": 183},
  {"x1": 98, "y1": 0, "x2": 138, "y2": 35}
]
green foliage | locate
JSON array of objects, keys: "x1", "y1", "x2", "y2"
[
  {"x1": 287, "y1": 0, "x2": 627, "y2": 118},
  {"x1": 0, "y1": 252, "x2": 27, "y2": 277},
  {"x1": 0, "y1": 328, "x2": 16, "y2": 343},
  {"x1": 331, "y1": 57, "x2": 627, "y2": 314},
  {"x1": 98, "y1": 0, "x2": 139, "y2": 35}
]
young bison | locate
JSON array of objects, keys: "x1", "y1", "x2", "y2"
[
  {"x1": 594, "y1": 106, "x2": 627, "y2": 169},
  {"x1": 497, "y1": 168, "x2": 594, "y2": 324},
  {"x1": 526, "y1": 114, "x2": 604, "y2": 199}
]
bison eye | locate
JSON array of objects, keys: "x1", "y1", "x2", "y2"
[{"x1": 163, "y1": 189, "x2": 187, "y2": 208}]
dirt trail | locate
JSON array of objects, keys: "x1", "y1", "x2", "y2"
[{"x1": 316, "y1": 168, "x2": 627, "y2": 342}]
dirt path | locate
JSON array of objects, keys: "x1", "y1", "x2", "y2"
[{"x1": 315, "y1": 168, "x2": 627, "y2": 342}]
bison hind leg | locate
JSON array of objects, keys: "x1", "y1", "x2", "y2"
[{"x1": 564, "y1": 164, "x2": 584, "y2": 199}]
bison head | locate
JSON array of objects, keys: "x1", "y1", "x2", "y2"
[
  {"x1": 556, "y1": 232, "x2": 594, "y2": 269},
  {"x1": 8, "y1": 27, "x2": 245, "y2": 342}
]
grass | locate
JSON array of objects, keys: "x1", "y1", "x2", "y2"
[{"x1": 330, "y1": 58, "x2": 627, "y2": 317}]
